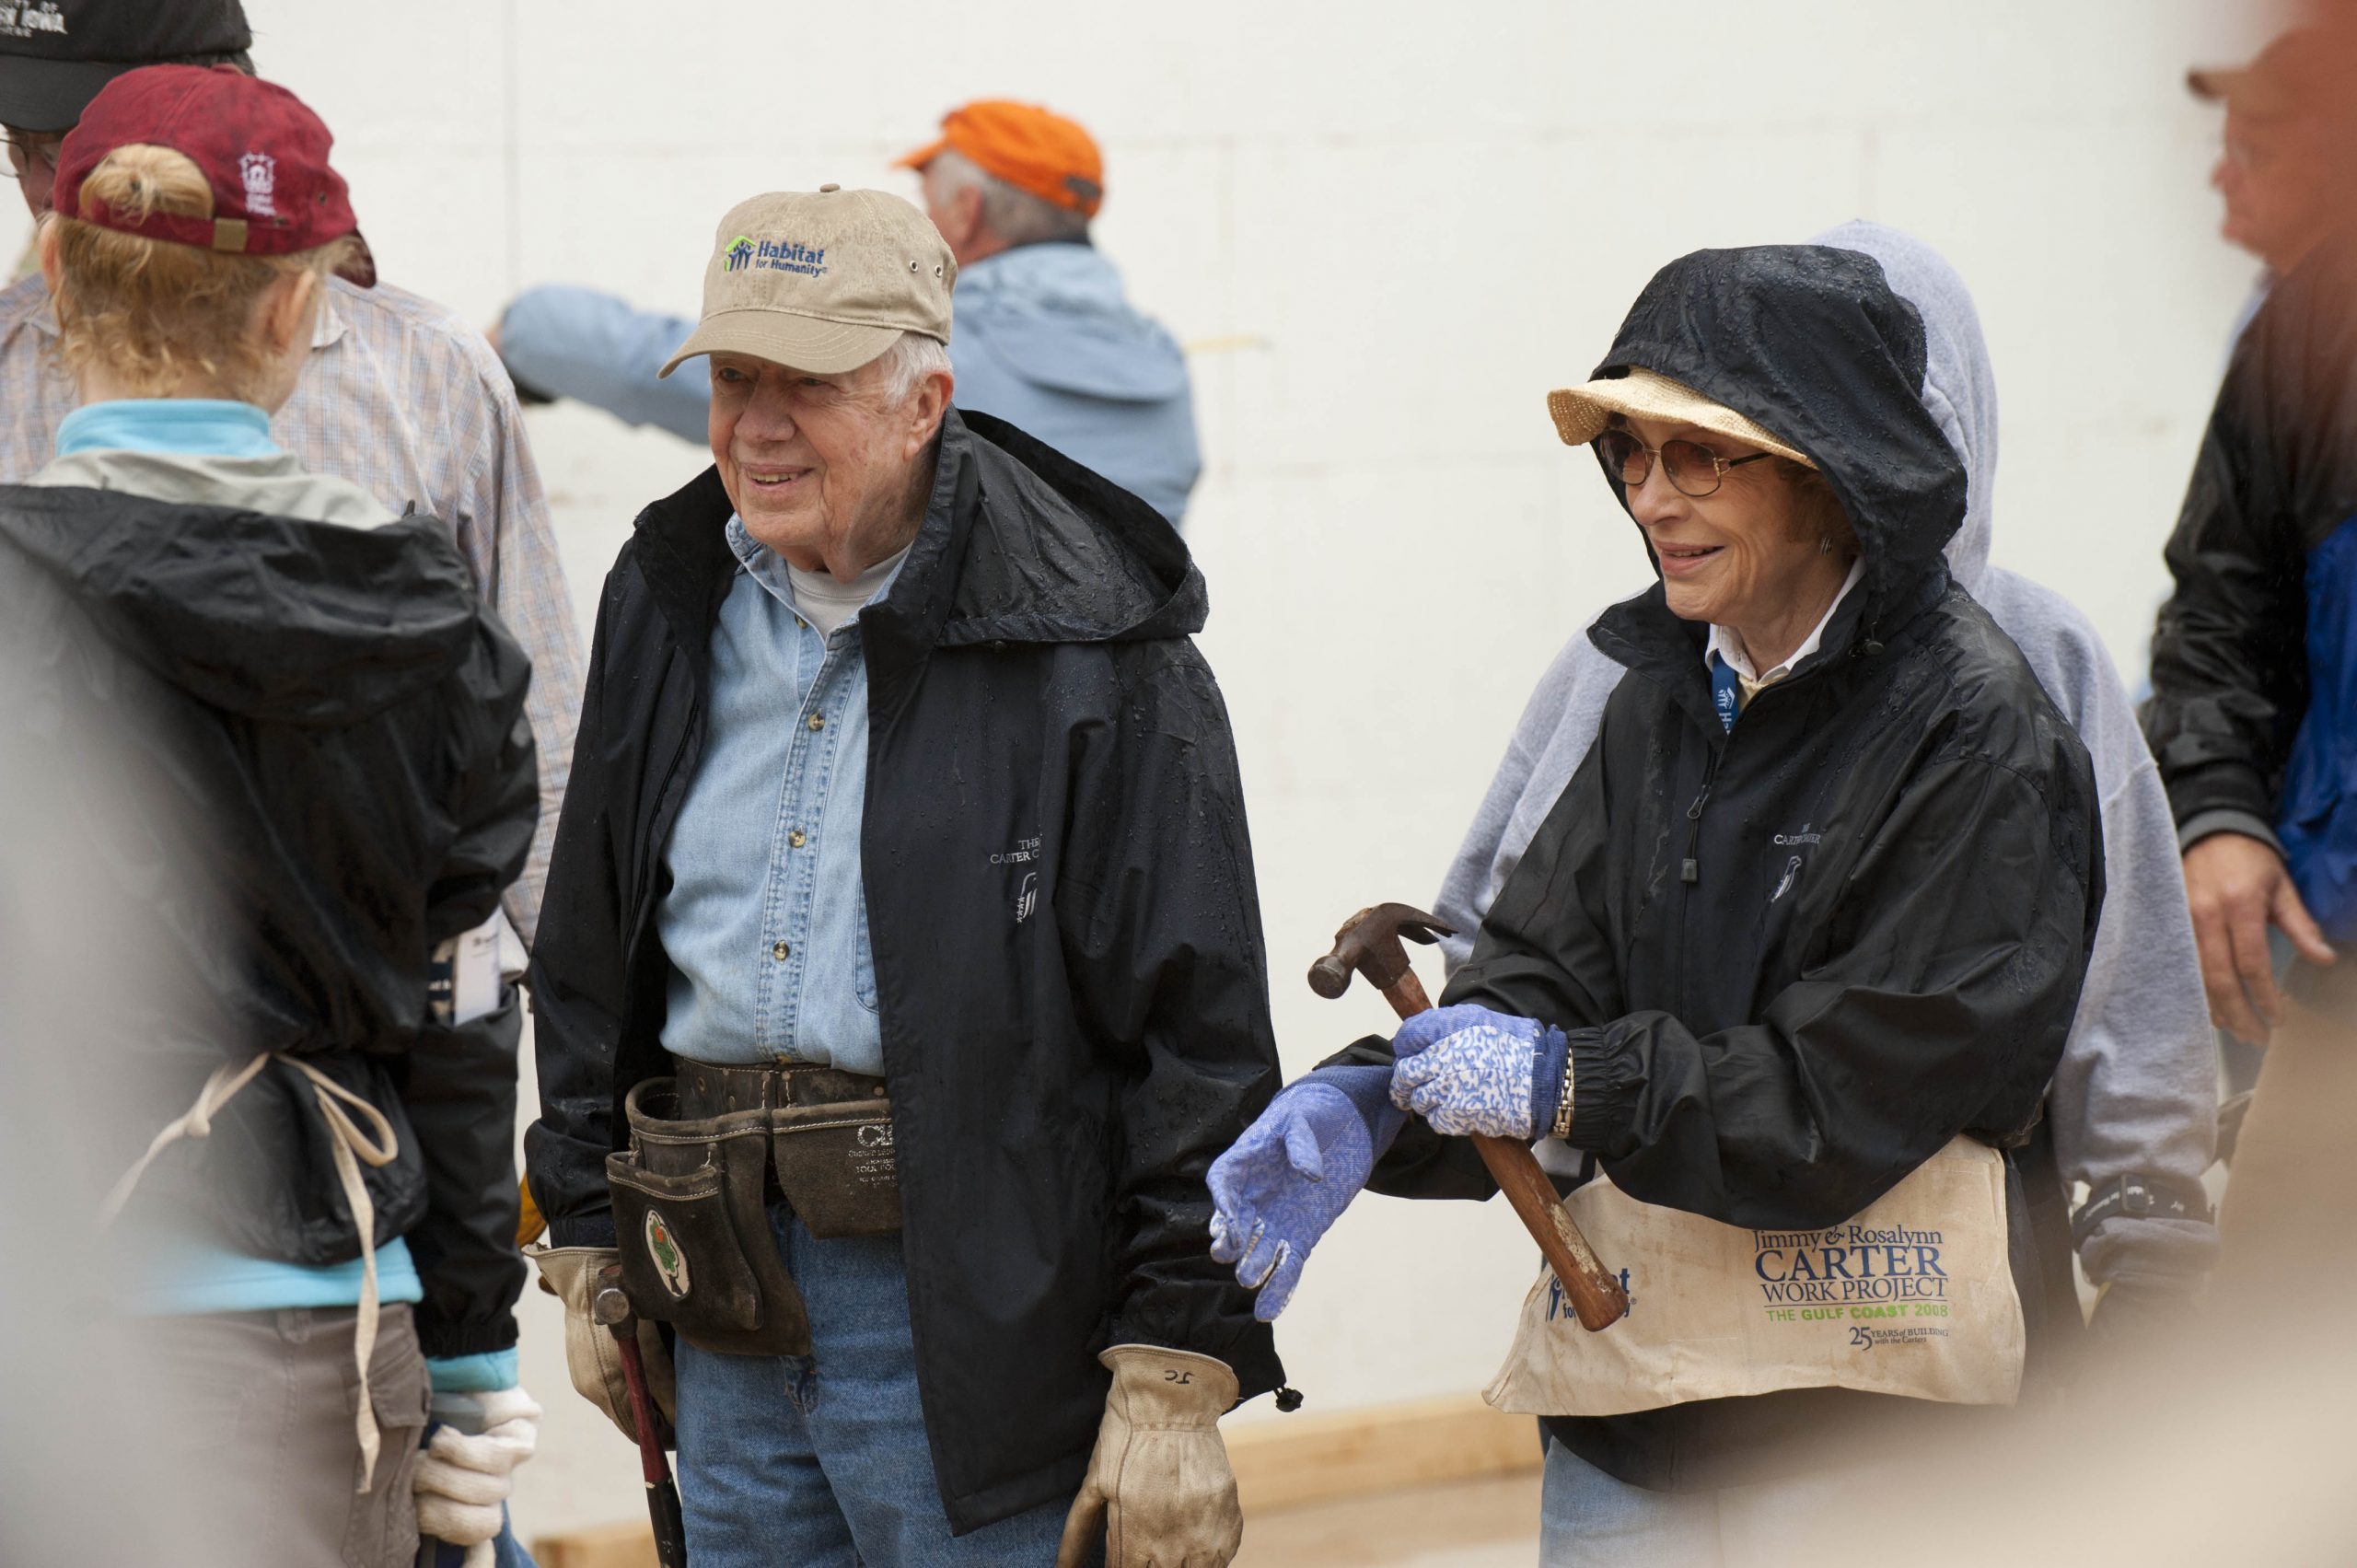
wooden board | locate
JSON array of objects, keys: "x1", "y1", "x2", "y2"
[
  {"x1": 532, "y1": 1517, "x2": 665, "y2": 1568},
  {"x1": 530, "y1": 1392, "x2": 1542, "y2": 1564},
  {"x1": 1229, "y1": 1392, "x2": 1542, "y2": 1513}
]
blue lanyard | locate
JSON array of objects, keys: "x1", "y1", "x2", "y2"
[{"x1": 1709, "y1": 652, "x2": 1741, "y2": 733}]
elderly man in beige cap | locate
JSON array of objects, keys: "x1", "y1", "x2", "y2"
[{"x1": 525, "y1": 184, "x2": 1286, "y2": 1566}]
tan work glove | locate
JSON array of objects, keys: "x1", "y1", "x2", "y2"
[
  {"x1": 1055, "y1": 1344, "x2": 1242, "y2": 1568},
  {"x1": 529, "y1": 1245, "x2": 677, "y2": 1446}
]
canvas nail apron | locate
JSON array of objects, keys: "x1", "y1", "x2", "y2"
[{"x1": 1486, "y1": 1138, "x2": 2024, "y2": 1416}]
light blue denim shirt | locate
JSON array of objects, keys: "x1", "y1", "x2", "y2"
[
  {"x1": 501, "y1": 242, "x2": 1201, "y2": 523},
  {"x1": 657, "y1": 517, "x2": 896, "y2": 1074}
]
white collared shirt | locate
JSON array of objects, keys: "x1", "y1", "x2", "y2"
[{"x1": 1704, "y1": 558, "x2": 1866, "y2": 703}]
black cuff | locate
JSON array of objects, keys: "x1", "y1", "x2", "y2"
[
  {"x1": 2177, "y1": 808, "x2": 2284, "y2": 859},
  {"x1": 2071, "y1": 1172, "x2": 2213, "y2": 1251},
  {"x1": 413, "y1": 1308, "x2": 523, "y2": 1361},
  {"x1": 1563, "y1": 1028, "x2": 1626, "y2": 1155},
  {"x1": 549, "y1": 1211, "x2": 619, "y2": 1249}
]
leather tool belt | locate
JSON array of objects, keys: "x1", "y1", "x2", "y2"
[{"x1": 604, "y1": 1058, "x2": 900, "y2": 1358}]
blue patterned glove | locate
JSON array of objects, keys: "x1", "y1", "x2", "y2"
[
  {"x1": 1388, "y1": 1003, "x2": 1569, "y2": 1141},
  {"x1": 1208, "y1": 1066, "x2": 1402, "y2": 1321}
]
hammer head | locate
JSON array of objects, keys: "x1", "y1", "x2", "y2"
[
  {"x1": 592, "y1": 1262, "x2": 635, "y2": 1330},
  {"x1": 1306, "y1": 902, "x2": 1457, "y2": 999}
]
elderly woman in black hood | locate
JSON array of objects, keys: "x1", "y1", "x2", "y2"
[{"x1": 1210, "y1": 248, "x2": 2105, "y2": 1562}]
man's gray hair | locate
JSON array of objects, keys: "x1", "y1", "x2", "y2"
[
  {"x1": 924, "y1": 148, "x2": 1092, "y2": 248},
  {"x1": 875, "y1": 330, "x2": 953, "y2": 405}
]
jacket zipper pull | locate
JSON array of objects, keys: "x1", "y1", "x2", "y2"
[{"x1": 1681, "y1": 779, "x2": 1713, "y2": 884}]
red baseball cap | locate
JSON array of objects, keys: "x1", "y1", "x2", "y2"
[
  {"x1": 52, "y1": 64, "x2": 374, "y2": 286},
  {"x1": 895, "y1": 100, "x2": 1104, "y2": 217}
]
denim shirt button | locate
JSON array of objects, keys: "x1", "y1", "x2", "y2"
[
  {"x1": 772, "y1": 940, "x2": 791, "y2": 961},
  {"x1": 788, "y1": 829, "x2": 807, "y2": 849},
  {"x1": 807, "y1": 714, "x2": 826, "y2": 731}
]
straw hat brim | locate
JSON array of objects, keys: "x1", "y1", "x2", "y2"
[{"x1": 1546, "y1": 368, "x2": 1814, "y2": 470}]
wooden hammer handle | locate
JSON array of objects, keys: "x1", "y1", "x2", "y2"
[{"x1": 1379, "y1": 972, "x2": 1628, "y2": 1332}]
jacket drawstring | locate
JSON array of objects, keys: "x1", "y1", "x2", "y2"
[
  {"x1": 99, "y1": 1053, "x2": 402, "y2": 1493},
  {"x1": 1680, "y1": 747, "x2": 1723, "y2": 885}
]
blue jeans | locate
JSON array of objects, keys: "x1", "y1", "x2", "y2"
[
  {"x1": 674, "y1": 1205, "x2": 1074, "y2": 1566},
  {"x1": 1539, "y1": 1439, "x2": 1836, "y2": 1567}
]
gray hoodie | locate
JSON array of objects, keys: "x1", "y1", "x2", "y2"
[{"x1": 1434, "y1": 222, "x2": 2216, "y2": 1287}]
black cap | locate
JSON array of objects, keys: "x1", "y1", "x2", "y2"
[{"x1": 0, "y1": 0, "x2": 252, "y2": 133}]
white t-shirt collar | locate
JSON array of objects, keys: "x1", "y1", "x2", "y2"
[{"x1": 1703, "y1": 558, "x2": 1866, "y2": 684}]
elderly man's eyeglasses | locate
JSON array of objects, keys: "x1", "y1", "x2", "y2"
[
  {"x1": 3, "y1": 130, "x2": 65, "y2": 180},
  {"x1": 1595, "y1": 427, "x2": 1773, "y2": 498}
]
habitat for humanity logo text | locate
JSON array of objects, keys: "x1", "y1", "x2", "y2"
[{"x1": 723, "y1": 235, "x2": 828, "y2": 278}]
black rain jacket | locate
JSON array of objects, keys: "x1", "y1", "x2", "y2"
[
  {"x1": 2145, "y1": 232, "x2": 2357, "y2": 937},
  {"x1": 1341, "y1": 247, "x2": 2105, "y2": 1488},
  {"x1": 0, "y1": 483, "x2": 537, "y2": 1359},
  {"x1": 524, "y1": 409, "x2": 1284, "y2": 1532}
]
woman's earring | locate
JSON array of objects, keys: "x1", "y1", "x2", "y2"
[{"x1": 1819, "y1": 536, "x2": 1834, "y2": 556}]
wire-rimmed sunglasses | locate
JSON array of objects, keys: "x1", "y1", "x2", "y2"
[
  {"x1": 2, "y1": 129, "x2": 64, "y2": 182},
  {"x1": 1595, "y1": 426, "x2": 1773, "y2": 498}
]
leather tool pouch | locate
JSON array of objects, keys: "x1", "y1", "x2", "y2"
[
  {"x1": 669, "y1": 1059, "x2": 903, "y2": 1241},
  {"x1": 770, "y1": 1094, "x2": 901, "y2": 1240},
  {"x1": 605, "y1": 1078, "x2": 811, "y2": 1357}
]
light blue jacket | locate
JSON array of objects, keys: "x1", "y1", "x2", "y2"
[{"x1": 500, "y1": 241, "x2": 1202, "y2": 525}]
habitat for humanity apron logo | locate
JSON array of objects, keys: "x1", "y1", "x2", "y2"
[{"x1": 723, "y1": 234, "x2": 829, "y2": 278}]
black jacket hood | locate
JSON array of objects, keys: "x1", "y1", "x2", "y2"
[
  {"x1": 926, "y1": 408, "x2": 1205, "y2": 646},
  {"x1": 0, "y1": 484, "x2": 481, "y2": 726},
  {"x1": 630, "y1": 408, "x2": 1207, "y2": 726},
  {"x1": 1594, "y1": 245, "x2": 1968, "y2": 609}
]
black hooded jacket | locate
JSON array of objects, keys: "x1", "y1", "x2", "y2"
[
  {"x1": 1341, "y1": 248, "x2": 2106, "y2": 1487},
  {"x1": 524, "y1": 409, "x2": 1284, "y2": 1532},
  {"x1": 0, "y1": 483, "x2": 537, "y2": 1359}
]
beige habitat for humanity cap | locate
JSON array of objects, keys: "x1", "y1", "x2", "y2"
[
  {"x1": 1546, "y1": 367, "x2": 1813, "y2": 468},
  {"x1": 660, "y1": 185, "x2": 957, "y2": 379}
]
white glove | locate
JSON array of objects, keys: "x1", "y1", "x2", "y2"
[{"x1": 413, "y1": 1386, "x2": 541, "y2": 1566}]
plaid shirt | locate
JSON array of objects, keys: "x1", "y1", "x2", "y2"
[{"x1": 0, "y1": 273, "x2": 582, "y2": 946}]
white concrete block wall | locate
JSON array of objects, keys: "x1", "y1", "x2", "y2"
[{"x1": 0, "y1": 0, "x2": 2281, "y2": 1539}]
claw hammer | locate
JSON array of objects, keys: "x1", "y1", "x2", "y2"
[
  {"x1": 1310, "y1": 902, "x2": 1628, "y2": 1331},
  {"x1": 593, "y1": 1268, "x2": 690, "y2": 1568}
]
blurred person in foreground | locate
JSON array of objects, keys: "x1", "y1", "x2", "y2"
[
  {"x1": 496, "y1": 99, "x2": 1202, "y2": 525},
  {"x1": 0, "y1": 574, "x2": 241, "y2": 1568},
  {"x1": 2181, "y1": 29, "x2": 2340, "y2": 1100},
  {"x1": 524, "y1": 185, "x2": 1279, "y2": 1565},
  {"x1": 1431, "y1": 224, "x2": 2218, "y2": 1351},
  {"x1": 0, "y1": 0, "x2": 582, "y2": 949},
  {"x1": 0, "y1": 65, "x2": 543, "y2": 1567},
  {"x1": 2146, "y1": 31, "x2": 2357, "y2": 1297},
  {"x1": 1211, "y1": 246, "x2": 2104, "y2": 1564}
]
